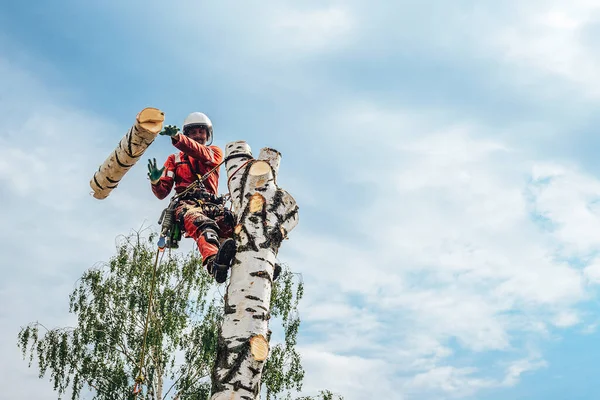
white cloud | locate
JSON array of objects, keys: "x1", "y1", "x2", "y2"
[
  {"x1": 483, "y1": 1, "x2": 600, "y2": 98},
  {"x1": 283, "y1": 102, "x2": 600, "y2": 399},
  {"x1": 584, "y1": 261, "x2": 600, "y2": 283},
  {"x1": 502, "y1": 355, "x2": 548, "y2": 387},
  {"x1": 552, "y1": 310, "x2": 580, "y2": 327},
  {"x1": 272, "y1": 6, "x2": 354, "y2": 53},
  {"x1": 298, "y1": 347, "x2": 397, "y2": 400},
  {"x1": 407, "y1": 366, "x2": 495, "y2": 397}
]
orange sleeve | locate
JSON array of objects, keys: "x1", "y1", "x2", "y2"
[
  {"x1": 151, "y1": 154, "x2": 176, "y2": 200},
  {"x1": 171, "y1": 134, "x2": 223, "y2": 167}
]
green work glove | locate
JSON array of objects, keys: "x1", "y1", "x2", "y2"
[
  {"x1": 159, "y1": 124, "x2": 180, "y2": 137},
  {"x1": 147, "y1": 158, "x2": 165, "y2": 183}
]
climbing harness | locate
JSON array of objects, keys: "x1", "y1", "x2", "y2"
[
  {"x1": 156, "y1": 153, "x2": 248, "y2": 250},
  {"x1": 156, "y1": 158, "x2": 224, "y2": 250}
]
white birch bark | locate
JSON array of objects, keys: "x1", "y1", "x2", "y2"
[
  {"x1": 210, "y1": 141, "x2": 299, "y2": 400},
  {"x1": 90, "y1": 107, "x2": 164, "y2": 199}
]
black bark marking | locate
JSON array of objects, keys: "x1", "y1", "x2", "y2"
[
  {"x1": 224, "y1": 306, "x2": 236, "y2": 315},
  {"x1": 224, "y1": 295, "x2": 236, "y2": 314},
  {"x1": 260, "y1": 227, "x2": 284, "y2": 250},
  {"x1": 245, "y1": 307, "x2": 257, "y2": 313},
  {"x1": 248, "y1": 367, "x2": 260, "y2": 376},
  {"x1": 211, "y1": 337, "x2": 252, "y2": 394},
  {"x1": 92, "y1": 173, "x2": 104, "y2": 190},
  {"x1": 118, "y1": 134, "x2": 142, "y2": 159},
  {"x1": 250, "y1": 271, "x2": 271, "y2": 280},
  {"x1": 114, "y1": 149, "x2": 134, "y2": 168},
  {"x1": 254, "y1": 256, "x2": 275, "y2": 267},
  {"x1": 127, "y1": 129, "x2": 134, "y2": 157},
  {"x1": 236, "y1": 225, "x2": 259, "y2": 253},
  {"x1": 245, "y1": 295, "x2": 261, "y2": 301},
  {"x1": 282, "y1": 205, "x2": 299, "y2": 225},
  {"x1": 233, "y1": 380, "x2": 254, "y2": 393},
  {"x1": 253, "y1": 313, "x2": 270, "y2": 320},
  {"x1": 236, "y1": 161, "x2": 253, "y2": 205},
  {"x1": 267, "y1": 189, "x2": 284, "y2": 213},
  {"x1": 227, "y1": 160, "x2": 247, "y2": 171},
  {"x1": 257, "y1": 305, "x2": 268, "y2": 312}
]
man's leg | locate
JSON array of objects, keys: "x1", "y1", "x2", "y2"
[
  {"x1": 176, "y1": 201, "x2": 235, "y2": 282},
  {"x1": 176, "y1": 202, "x2": 218, "y2": 261}
]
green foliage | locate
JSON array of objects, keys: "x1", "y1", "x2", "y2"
[
  {"x1": 17, "y1": 230, "x2": 343, "y2": 400},
  {"x1": 18, "y1": 231, "x2": 216, "y2": 400},
  {"x1": 264, "y1": 265, "x2": 304, "y2": 399},
  {"x1": 296, "y1": 390, "x2": 345, "y2": 400}
]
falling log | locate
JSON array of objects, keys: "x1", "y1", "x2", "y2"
[
  {"x1": 89, "y1": 107, "x2": 164, "y2": 199},
  {"x1": 211, "y1": 142, "x2": 299, "y2": 400}
]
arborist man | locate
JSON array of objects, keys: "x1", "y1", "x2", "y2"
[{"x1": 147, "y1": 112, "x2": 236, "y2": 283}]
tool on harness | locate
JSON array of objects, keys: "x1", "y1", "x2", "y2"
[{"x1": 157, "y1": 196, "x2": 182, "y2": 250}]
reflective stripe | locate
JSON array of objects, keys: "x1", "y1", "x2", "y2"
[
  {"x1": 207, "y1": 148, "x2": 215, "y2": 162},
  {"x1": 174, "y1": 153, "x2": 181, "y2": 163},
  {"x1": 167, "y1": 171, "x2": 174, "y2": 178}
]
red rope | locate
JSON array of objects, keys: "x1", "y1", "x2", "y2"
[{"x1": 227, "y1": 159, "x2": 254, "y2": 189}]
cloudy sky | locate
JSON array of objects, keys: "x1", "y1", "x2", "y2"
[{"x1": 3, "y1": 1, "x2": 600, "y2": 399}]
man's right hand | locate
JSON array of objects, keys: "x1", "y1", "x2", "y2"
[
  {"x1": 159, "y1": 125, "x2": 180, "y2": 137},
  {"x1": 147, "y1": 158, "x2": 165, "y2": 183}
]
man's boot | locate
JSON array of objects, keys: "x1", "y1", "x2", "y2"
[{"x1": 206, "y1": 238, "x2": 236, "y2": 283}]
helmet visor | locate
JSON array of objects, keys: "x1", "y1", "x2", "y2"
[{"x1": 183, "y1": 124, "x2": 209, "y2": 136}]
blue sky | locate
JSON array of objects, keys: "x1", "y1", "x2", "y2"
[{"x1": 3, "y1": 1, "x2": 600, "y2": 399}]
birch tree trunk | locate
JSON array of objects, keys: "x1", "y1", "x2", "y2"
[
  {"x1": 211, "y1": 141, "x2": 299, "y2": 400},
  {"x1": 90, "y1": 107, "x2": 164, "y2": 199}
]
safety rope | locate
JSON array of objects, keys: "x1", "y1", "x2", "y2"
[
  {"x1": 132, "y1": 248, "x2": 164, "y2": 397},
  {"x1": 227, "y1": 159, "x2": 254, "y2": 189},
  {"x1": 174, "y1": 153, "x2": 249, "y2": 201}
]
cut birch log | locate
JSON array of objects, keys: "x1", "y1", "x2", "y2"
[
  {"x1": 210, "y1": 141, "x2": 299, "y2": 400},
  {"x1": 89, "y1": 107, "x2": 164, "y2": 199}
]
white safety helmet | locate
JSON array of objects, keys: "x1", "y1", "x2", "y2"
[{"x1": 182, "y1": 112, "x2": 213, "y2": 145}]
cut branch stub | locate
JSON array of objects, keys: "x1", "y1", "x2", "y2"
[
  {"x1": 247, "y1": 160, "x2": 274, "y2": 192},
  {"x1": 258, "y1": 148, "x2": 281, "y2": 181},
  {"x1": 249, "y1": 193, "x2": 266, "y2": 214},
  {"x1": 249, "y1": 335, "x2": 269, "y2": 361}
]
